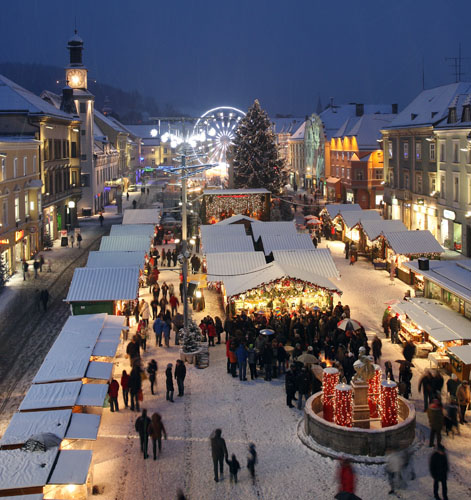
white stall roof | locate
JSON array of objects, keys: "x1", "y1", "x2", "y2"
[
  {"x1": 66, "y1": 267, "x2": 139, "y2": 302},
  {"x1": 110, "y1": 224, "x2": 155, "y2": 238},
  {"x1": 48, "y1": 450, "x2": 92, "y2": 485},
  {"x1": 359, "y1": 219, "x2": 408, "y2": 241},
  {"x1": 273, "y1": 249, "x2": 340, "y2": 279},
  {"x1": 448, "y1": 345, "x2": 471, "y2": 365},
  {"x1": 76, "y1": 384, "x2": 108, "y2": 407},
  {"x1": 0, "y1": 448, "x2": 58, "y2": 490},
  {"x1": 251, "y1": 221, "x2": 297, "y2": 241},
  {"x1": 325, "y1": 203, "x2": 361, "y2": 218},
  {"x1": 65, "y1": 413, "x2": 101, "y2": 440},
  {"x1": 1, "y1": 495, "x2": 44, "y2": 499},
  {"x1": 99, "y1": 235, "x2": 151, "y2": 252},
  {"x1": 339, "y1": 210, "x2": 381, "y2": 229},
  {"x1": 200, "y1": 223, "x2": 247, "y2": 241},
  {"x1": 19, "y1": 382, "x2": 82, "y2": 411},
  {"x1": 103, "y1": 315, "x2": 127, "y2": 329},
  {"x1": 86, "y1": 361, "x2": 113, "y2": 380},
  {"x1": 61, "y1": 314, "x2": 107, "y2": 335},
  {"x1": 202, "y1": 235, "x2": 254, "y2": 254},
  {"x1": 122, "y1": 208, "x2": 160, "y2": 225},
  {"x1": 383, "y1": 230, "x2": 443, "y2": 255},
  {"x1": 92, "y1": 337, "x2": 120, "y2": 358},
  {"x1": 260, "y1": 233, "x2": 314, "y2": 256},
  {"x1": 206, "y1": 251, "x2": 266, "y2": 282},
  {"x1": 0, "y1": 410, "x2": 71, "y2": 446},
  {"x1": 87, "y1": 251, "x2": 146, "y2": 269},
  {"x1": 215, "y1": 214, "x2": 258, "y2": 225}
]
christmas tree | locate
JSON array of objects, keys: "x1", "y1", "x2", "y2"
[
  {"x1": 231, "y1": 100, "x2": 287, "y2": 193},
  {"x1": 180, "y1": 319, "x2": 202, "y2": 353},
  {"x1": 0, "y1": 255, "x2": 9, "y2": 291},
  {"x1": 43, "y1": 232, "x2": 53, "y2": 250}
]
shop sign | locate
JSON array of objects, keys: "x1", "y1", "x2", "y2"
[
  {"x1": 443, "y1": 209, "x2": 456, "y2": 221},
  {"x1": 0, "y1": 238, "x2": 9, "y2": 245},
  {"x1": 417, "y1": 198, "x2": 424, "y2": 205},
  {"x1": 15, "y1": 230, "x2": 24, "y2": 242}
]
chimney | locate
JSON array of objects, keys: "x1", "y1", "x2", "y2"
[
  {"x1": 355, "y1": 103, "x2": 364, "y2": 117},
  {"x1": 392, "y1": 103, "x2": 398, "y2": 114},
  {"x1": 60, "y1": 86, "x2": 78, "y2": 115}
]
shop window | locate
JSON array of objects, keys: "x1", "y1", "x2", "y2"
[
  {"x1": 427, "y1": 281, "x2": 442, "y2": 301},
  {"x1": 388, "y1": 141, "x2": 393, "y2": 159},
  {"x1": 430, "y1": 176, "x2": 436, "y2": 194},
  {"x1": 453, "y1": 175, "x2": 459, "y2": 202},
  {"x1": 416, "y1": 141, "x2": 422, "y2": 159},
  {"x1": 375, "y1": 169, "x2": 383, "y2": 180},
  {"x1": 25, "y1": 191, "x2": 29, "y2": 217},
  {"x1": 453, "y1": 221, "x2": 462, "y2": 251},
  {"x1": 356, "y1": 170, "x2": 364, "y2": 180},
  {"x1": 71, "y1": 142, "x2": 77, "y2": 158},
  {"x1": 430, "y1": 142, "x2": 436, "y2": 161},
  {"x1": 403, "y1": 142, "x2": 409, "y2": 159}
]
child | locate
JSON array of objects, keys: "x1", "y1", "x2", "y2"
[
  {"x1": 247, "y1": 443, "x2": 257, "y2": 484},
  {"x1": 226, "y1": 454, "x2": 241, "y2": 483}
]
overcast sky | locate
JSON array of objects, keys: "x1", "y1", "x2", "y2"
[{"x1": 0, "y1": 0, "x2": 470, "y2": 117}]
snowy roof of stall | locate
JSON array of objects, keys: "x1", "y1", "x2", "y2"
[
  {"x1": 66, "y1": 267, "x2": 139, "y2": 302},
  {"x1": 92, "y1": 327, "x2": 123, "y2": 357},
  {"x1": 382, "y1": 230, "x2": 443, "y2": 255},
  {"x1": 272, "y1": 249, "x2": 340, "y2": 279},
  {"x1": 338, "y1": 210, "x2": 381, "y2": 229},
  {"x1": 76, "y1": 383, "x2": 108, "y2": 407},
  {"x1": 122, "y1": 208, "x2": 160, "y2": 225},
  {"x1": 251, "y1": 221, "x2": 297, "y2": 241},
  {"x1": 86, "y1": 361, "x2": 113, "y2": 380},
  {"x1": 215, "y1": 214, "x2": 258, "y2": 225},
  {"x1": 448, "y1": 345, "x2": 471, "y2": 365},
  {"x1": 403, "y1": 259, "x2": 471, "y2": 302},
  {"x1": 87, "y1": 250, "x2": 146, "y2": 269},
  {"x1": 48, "y1": 450, "x2": 92, "y2": 485},
  {"x1": 359, "y1": 219, "x2": 408, "y2": 241},
  {"x1": 324, "y1": 203, "x2": 362, "y2": 218},
  {"x1": 65, "y1": 413, "x2": 101, "y2": 440},
  {"x1": 99, "y1": 235, "x2": 151, "y2": 252},
  {"x1": 201, "y1": 223, "x2": 247, "y2": 240},
  {"x1": 0, "y1": 448, "x2": 58, "y2": 491},
  {"x1": 202, "y1": 235, "x2": 254, "y2": 254},
  {"x1": 260, "y1": 233, "x2": 314, "y2": 256},
  {"x1": 222, "y1": 261, "x2": 341, "y2": 297},
  {"x1": 206, "y1": 251, "x2": 266, "y2": 282},
  {"x1": 19, "y1": 381, "x2": 82, "y2": 411},
  {"x1": 110, "y1": 224, "x2": 155, "y2": 238},
  {"x1": 203, "y1": 188, "x2": 270, "y2": 195}
]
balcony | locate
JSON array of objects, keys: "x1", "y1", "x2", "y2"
[{"x1": 43, "y1": 186, "x2": 82, "y2": 207}]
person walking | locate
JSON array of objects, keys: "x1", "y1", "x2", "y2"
[
  {"x1": 344, "y1": 241, "x2": 350, "y2": 260},
  {"x1": 456, "y1": 379, "x2": 470, "y2": 424},
  {"x1": 99, "y1": 213, "x2": 104, "y2": 226},
  {"x1": 446, "y1": 373, "x2": 460, "y2": 399},
  {"x1": 169, "y1": 294, "x2": 180, "y2": 317},
  {"x1": 121, "y1": 370, "x2": 130, "y2": 408},
  {"x1": 247, "y1": 344, "x2": 257, "y2": 380},
  {"x1": 207, "y1": 321, "x2": 216, "y2": 347},
  {"x1": 126, "y1": 335, "x2": 141, "y2": 368},
  {"x1": 77, "y1": 233, "x2": 82, "y2": 248},
  {"x1": 39, "y1": 254, "x2": 44, "y2": 272},
  {"x1": 338, "y1": 459, "x2": 356, "y2": 497},
  {"x1": 371, "y1": 335, "x2": 382, "y2": 365},
  {"x1": 135, "y1": 409, "x2": 151, "y2": 459},
  {"x1": 108, "y1": 378, "x2": 119, "y2": 412},
  {"x1": 427, "y1": 399, "x2": 444, "y2": 448},
  {"x1": 40, "y1": 289, "x2": 49, "y2": 312},
  {"x1": 148, "y1": 412, "x2": 167, "y2": 460},
  {"x1": 247, "y1": 443, "x2": 257, "y2": 485},
  {"x1": 33, "y1": 259, "x2": 40, "y2": 278},
  {"x1": 228, "y1": 342, "x2": 238, "y2": 377},
  {"x1": 153, "y1": 315, "x2": 164, "y2": 346},
  {"x1": 419, "y1": 370, "x2": 434, "y2": 412},
  {"x1": 139, "y1": 299, "x2": 150, "y2": 327},
  {"x1": 226, "y1": 454, "x2": 241, "y2": 483},
  {"x1": 389, "y1": 313, "x2": 401, "y2": 344},
  {"x1": 236, "y1": 342, "x2": 248, "y2": 381},
  {"x1": 285, "y1": 365, "x2": 297, "y2": 408},
  {"x1": 129, "y1": 364, "x2": 142, "y2": 412},
  {"x1": 163, "y1": 320, "x2": 171, "y2": 347},
  {"x1": 70, "y1": 234, "x2": 74, "y2": 248},
  {"x1": 296, "y1": 366, "x2": 310, "y2": 410},
  {"x1": 147, "y1": 359, "x2": 158, "y2": 395},
  {"x1": 175, "y1": 359, "x2": 186, "y2": 397},
  {"x1": 262, "y1": 342, "x2": 273, "y2": 381},
  {"x1": 22, "y1": 260, "x2": 29, "y2": 280},
  {"x1": 166, "y1": 363, "x2": 174, "y2": 402},
  {"x1": 429, "y1": 445, "x2": 448, "y2": 500},
  {"x1": 210, "y1": 428, "x2": 228, "y2": 482},
  {"x1": 137, "y1": 320, "x2": 148, "y2": 351},
  {"x1": 277, "y1": 342, "x2": 288, "y2": 376}
]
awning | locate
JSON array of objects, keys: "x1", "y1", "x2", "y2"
[
  {"x1": 206, "y1": 251, "x2": 267, "y2": 282},
  {"x1": 99, "y1": 236, "x2": 151, "y2": 252},
  {"x1": 76, "y1": 384, "x2": 108, "y2": 407},
  {"x1": 448, "y1": 345, "x2": 471, "y2": 365},
  {"x1": 65, "y1": 413, "x2": 101, "y2": 440},
  {"x1": 87, "y1": 251, "x2": 146, "y2": 269},
  {"x1": 48, "y1": 450, "x2": 92, "y2": 485},
  {"x1": 19, "y1": 382, "x2": 82, "y2": 411},
  {"x1": 85, "y1": 361, "x2": 113, "y2": 380},
  {"x1": 382, "y1": 230, "x2": 443, "y2": 255}
]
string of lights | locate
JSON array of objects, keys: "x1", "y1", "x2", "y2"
[
  {"x1": 322, "y1": 367, "x2": 339, "y2": 422},
  {"x1": 334, "y1": 383, "x2": 353, "y2": 427},
  {"x1": 380, "y1": 380, "x2": 399, "y2": 427}
]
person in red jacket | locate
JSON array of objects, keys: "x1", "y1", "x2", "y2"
[
  {"x1": 207, "y1": 322, "x2": 216, "y2": 347},
  {"x1": 121, "y1": 370, "x2": 130, "y2": 408},
  {"x1": 169, "y1": 294, "x2": 180, "y2": 317},
  {"x1": 338, "y1": 458, "x2": 355, "y2": 495},
  {"x1": 108, "y1": 378, "x2": 120, "y2": 412}
]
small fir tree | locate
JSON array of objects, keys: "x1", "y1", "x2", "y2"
[
  {"x1": 0, "y1": 255, "x2": 9, "y2": 290},
  {"x1": 180, "y1": 319, "x2": 202, "y2": 353},
  {"x1": 43, "y1": 232, "x2": 53, "y2": 250},
  {"x1": 231, "y1": 100, "x2": 287, "y2": 193}
]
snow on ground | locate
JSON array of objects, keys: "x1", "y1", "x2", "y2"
[{"x1": 90, "y1": 239, "x2": 471, "y2": 500}]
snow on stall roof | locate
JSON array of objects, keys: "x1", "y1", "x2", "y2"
[
  {"x1": 48, "y1": 450, "x2": 92, "y2": 485},
  {"x1": 203, "y1": 188, "x2": 270, "y2": 195},
  {"x1": 206, "y1": 251, "x2": 266, "y2": 282},
  {"x1": 338, "y1": 210, "x2": 381, "y2": 229},
  {"x1": 214, "y1": 214, "x2": 258, "y2": 225},
  {"x1": 383, "y1": 230, "x2": 443, "y2": 255},
  {"x1": 251, "y1": 221, "x2": 297, "y2": 240},
  {"x1": 403, "y1": 259, "x2": 471, "y2": 302},
  {"x1": 0, "y1": 448, "x2": 58, "y2": 490},
  {"x1": 272, "y1": 249, "x2": 340, "y2": 279},
  {"x1": 324, "y1": 203, "x2": 362, "y2": 218},
  {"x1": 448, "y1": 345, "x2": 471, "y2": 365},
  {"x1": 103, "y1": 315, "x2": 126, "y2": 329},
  {"x1": 359, "y1": 219, "x2": 408, "y2": 241},
  {"x1": 200, "y1": 223, "x2": 247, "y2": 240},
  {"x1": 61, "y1": 313, "x2": 106, "y2": 335},
  {"x1": 85, "y1": 361, "x2": 113, "y2": 380},
  {"x1": 87, "y1": 251, "x2": 146, "y2": 269},
  {"x1": 110, "y1": 224, "x2": 155, "y2": 238},
  {"x1": 202, "y1": 235, "x2": 254, "y2": 254},
  {"x1": 92, "y1": 326, "x2": 123, "y2": 357},
  {"x1": 65, "y1": 413, "x2": 101, "y2": 440},
  {"x1": 0, "y1": 410, "x2": 71, "y2": 446},
  {"x1": 76, "y1": 384, "x2": 108, "y2": 407},
  {"x1": 66, "y1": 267, "x2": 140, "y2": 302},
  {"x1": 122, "y1": 208, "x2": 160, "y2": 225},
  {"x1": 99, "y1": 235, "x2": 151, "y2": 252},
  {"x1": 19, "y1": 382, "x2": 82, "y2": 411},
  {"x1": 260, "y1": 233, "x2": 314, "y2": 256}
]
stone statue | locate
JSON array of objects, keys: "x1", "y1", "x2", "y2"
[{"x1": 352, "y1": 347, "x2": 375, "y2": 383}]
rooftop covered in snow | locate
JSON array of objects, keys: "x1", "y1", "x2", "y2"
[
  {"x1": 382, "y1": 230, "x2": 443, "y2": 256},
  {"x1": 122, "y1": 208, "x2": 160, "y2": 225}
]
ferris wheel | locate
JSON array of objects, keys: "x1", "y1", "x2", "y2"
[{"x1": 192, "y1": 106, "x2": 246, "y2": 166}]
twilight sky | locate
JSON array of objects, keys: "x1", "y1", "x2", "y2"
[{"x1": 0, "y1": 0, "x2": 470, "y2": 117}]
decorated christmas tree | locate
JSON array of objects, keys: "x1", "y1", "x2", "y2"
[
  {"x1": 180, "y1": 319, "x2": 202, "y2": 353},
  {"x1": 0, "y1": 255, "x2": 9, "y2": 291},
  {"x1": 231, "y1": 100, "x2": 287, "y2": 193},
  {"x1": 43, "y1": 231, "x2": 53, "y2": 250}
]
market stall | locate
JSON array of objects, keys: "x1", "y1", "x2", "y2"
[
  {"x1": 336, "y1": 210, "x2": 381, "y2": 245},
  {"x1": 259, "y1": 233, "x2": 315, "y2": 256},
  {"x1": 447, "y1": 345, "x2": 471, "y2": 381},
  {"x1": 86, "y1": 251, "x2": 146, "y2": 269},
  {"x1": 356, "y1": 219, "x2": 407, "y2": 257},
  {"x1": 99, "y1": 236, "x2": 151, "y2": 253},
  {"x1": 109, "y1": 224, "x2": 155, "y2": 238},
  {"x1": 122, "y1": 208, "x2": 160, "y2": 225}
]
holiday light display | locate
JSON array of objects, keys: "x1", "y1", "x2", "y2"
[
  {"x1": 368, "y1": 364, "x2": 382, "y2": 418},
  {"x1": 322, "y1": 367, "x2": 339, "y2": 422},
  {"x1": 334, "y1": 383, "x2": 353, "y2": 427},
  {"x1": 380, "y1": 380, "x2": 399, "y2": 427}
]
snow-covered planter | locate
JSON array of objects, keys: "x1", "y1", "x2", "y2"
[{"x1": 179, "y1": 320, "x2": 204, "y2": 364}]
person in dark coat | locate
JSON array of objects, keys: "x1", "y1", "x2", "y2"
[
  {"x1": 108, "y1": 378, "x2": 119, "y2": 412},
  {"x1": 210, "y1": 428, "x2": 228, "y2": 482},
  {"x1": 121, "y1": 370, "x2": 130, "y2": 408},
  {"x1": 40, "y1": 289, "x2": 50, "y2": 312},
  {"x1": 166, "y1": 249, "x2": 172, "y2": 267},
  {"x1": 371, "y1": 335, "x2": 382, "y2": 365},
  {"x1": 166, "y1": 363, "x2": 174, "y2": 402},
  {"x1": 285, "y1": 366, "x2": 297, "y2": 408},
  {"x1": 296, "y1": 367, "x2": 310, "y2": 410},
  {"x1": 384, "y1": 360, "x2": 395, "y2": 382},
  {"x1": 429, "y1": 445, "x2": 448, "y2": 500},
  {"x1": 172, "y1": 249, "x2": 178, "y2": 267},
  {"x1": 446, "y1": 374, "x2": 460, "y2": 399},
  {"x1": 175, "y1": 359, "x2": 186, "y2": 396},
  {"x1": 126, "y1": 335, "x2": 141, "y2": 367},
  {"x1": 226, "y1": 454, "x2": 241, "y2": 483},
  {"x1": 262, "y1": 342, "x2": 274, "y2": 381},
  {"x1": 419, "y1": 370, "x2": 434, "y2": 412},
  {"x1": 247, "y1": 443, "x2": 257, "y2": 484},
  {"x1": 129, "y1": 364, "x2": 142, "y2": 412},
  {"x1": 427, "y1": 399, "x2": 444, "y2": 448},
  {"x1": 135, "y1": 409, "x2": 151, "y2": 459},
  {"x1": 147, "y1": 359, "x2": 158, "y2": 395},
  {"x1": 389, "y1": 314, "x2": 401, "y2": 344},
  {"x1": 148, "y1": 412, "x2": 167, "y2": 460}
]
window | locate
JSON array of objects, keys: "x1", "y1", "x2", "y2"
[
  {"x1": 453, "y1": 175, "x2": 459, "y2": 202},
  {"x1": 25, "y1": 191, "x2": 29, "y2": 217},
  {"x1": 430, "y1": 142, "x2": 436, "y2": 161},
  {"x1": 341, "y1": 151, "x2": 344, "y2": 160},
  {"x1": 416, "y1": 142, "x2": 422, "y2": 160},
  {"x1": 81, "y1": 173, "x2": 90, "y2": 187},
  {"x1": 151, "y1": 159, "x2": 155, "y2": 166},
  {"x1": 468, "y1": 175, "x2": 471, "y2": 203},
  {"x1": 13, "y1": 157, "x2": 18, "y2": 177},
  {"x1": 1, "y1": 199, "x2": 8, "y2": 227},
  {"x1": 347, "y1": 169, "x2": 350, "y2": 179},
  {"x1": 453, "y1": 141, "x2": 460, "y2": 163},
  {"x1": 388, "y1": 141, "x2": 393, "y2": 159},
  {"x1": 72, "y1": 170, "x2": 77, "y2": 186},
  {"x1": 356, "y1": 170, "x2": 364, "y2": 181},
  {"x1": 404, "y1": 171, "x2": 410, "y2": 189},
  {"x1": 403, "y1": 142, "x2": 409, "y2": 159},
  {"x1": 54, "y1": 140, "x2": 61, "y2": 159},
  {"x1": 14, "y1": 195, "x2": 19, "y2": 221},
  {"x1": 71, "y1": 142, "x2": 77, "y2": 158},
  {"x1": 81, "y1": 129, "x2": 86, "y2": 136},
  {"x1": 375, "y1": 169, "x2": 383, "y2": 180},
  {"x1": 440, "y1": 175, "x2": 445, "y2": 197},
  {"x1": 1, "y1": 157, "x2": 5, "y2": 181},
  {"x1": 430, "y1": 176, "x2": 436, "y2": 194},
  {"x1": 342, "y1": 168, "x2": 345, "y2": 178},
  {"x1": 22, "y1": 156, "x2": 27, "y2": 176},
  {"x1": 32, "y1": 155, "x2": 36, "y2": 173},
  {"x1": 48, "y1": 139, "x2": 53, "y2": 160},
  {"x1": 62, "y1": 140, "x2": 67, "y2": 158},
  {"x1": 164, "y1": 148, "x2": 168, "y2": 154},
  {"x1": 416, "y1": 173, "x2": 423, "y2": 193},
  {"x1": 79, "y1": 102, "x2": 86, "y2": 113},
  {"x1": 81, "y1": 154, "x2": 87, "y2": 160},
  {"x1": 440, "y1": 142, "x2": 446, "y2": 162},
  {"x1": 389, "y1": 170, "x2": 394, "y2": 187}
]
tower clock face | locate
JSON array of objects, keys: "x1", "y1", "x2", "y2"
[{"x1": 67, "y1": 69, "x2": 87, "y2": 89}]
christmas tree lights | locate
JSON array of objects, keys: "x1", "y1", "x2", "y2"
[
  {"x1": 334, "y1": 383, "x2": 353, "y2": 427},
  {"x1": 380, "y1": 380, "x2": 398, "y2": 427},
  {"x1": 322, "y1": 367, "x2": 339, "y2": 422},
  {"x1": 368, "y1": 364, "x2": 382, "y2": 418}
]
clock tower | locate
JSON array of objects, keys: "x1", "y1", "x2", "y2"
[{"x1": 66, "y1": 31, "x2": 88, "y2": 90}]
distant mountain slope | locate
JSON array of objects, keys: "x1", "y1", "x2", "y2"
[{"x1": 0, "y1": 62, "x2": 178, "y2": 122}]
